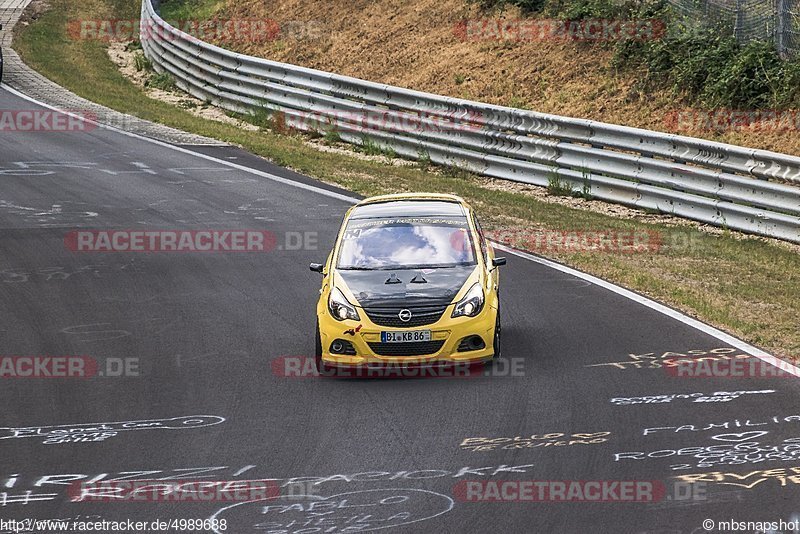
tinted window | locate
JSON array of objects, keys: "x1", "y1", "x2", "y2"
[
  {"x1": 337, "y1": 217, "x2": 477, "y2": 270},
  {"x1": 472, "y1": 213, "x2": 487, "y2": 261},
  {"x1": 349, "y1": 200, "x2": 464, "y2": 219}
]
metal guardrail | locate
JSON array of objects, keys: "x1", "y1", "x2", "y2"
[{"x1": 140, "y1": 0, "x2": 800, "y2": 243}]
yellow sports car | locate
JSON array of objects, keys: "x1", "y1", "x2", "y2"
[{"x1": 309, "y1": 193, "x2": 505, "y2": 374}]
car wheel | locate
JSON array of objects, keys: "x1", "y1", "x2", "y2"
[{"x1": 492, "y1": 311, "x2": 502, "y2": 360}]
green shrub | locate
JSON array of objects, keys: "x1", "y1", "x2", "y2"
[
  {"x1": 467, "y1": 0, "x2": 546, "y2": 14},
  {"x1": 133, "y1": 51, "x2": 151, "y2": 72},
  {"x1": 145, "y1": 71, "x2": 176, "y2": 91},
  {"x1": 614, "y1": 21, "x2": 800, "y2": 109},
  {"x1": 701, "y1": 40, "x2": 800, "y2": 108},
  {"x1": 356, "y1": 136, "x2": 397, "y2": 158},
  {"x1": 468, "y1": 0, "x2": 662, "y2": 17},
  {"x1": 417, "y1": 150, "x2": 433, "y2": 170},
  {"x1": 324, "y1": 127, "x2": 341, "y2": 144},
  {"x1": 511, "y1": 0, "x2": 547, "y2": 12},
  {"x1": 546, "y1": 0, "x2": 639, "y2": 19},
  {"x1": 247, "y1": 102, "x2": 274, "y2": 129},
  {"x1": 547, "y1": 171, "x2": 575, "y2": 196}
]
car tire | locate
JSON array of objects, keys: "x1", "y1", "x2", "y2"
[
  {"x1": 314, "y1": 320, "x2": 325, "y2": 374},
  {"x1": 492, "y1": 311, "x2": 502, "y2": 360}
]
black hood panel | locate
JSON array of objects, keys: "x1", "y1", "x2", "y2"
[{"x1": 339, "y1": 265, "x2": 476, "y2": 307}]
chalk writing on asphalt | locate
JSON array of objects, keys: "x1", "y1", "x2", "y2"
[
  {"x1": 615, "y1": 438, "x2": 800, "y2": 469},
  {"x1": 587, "y1": 347, "x2": 742, "y2": 370},
  {"x1": 0, "y1": 416, "x2": 225, "y2": 445},
  {"x1": 0, "y1": 463, "x2": 535, "y2": 507},
  {"x1": 673, "y1": 466, "x2": 800, "y2": 489},
  {"x1": 210, "y1": 488, "x2": 454, "y2": 534},
  {"x1": 460, "y1": 432, "x2": 611, "y2": 452},
  {"x1": 610, "y1": 390, "x2": 776, "y2": 405},
  {"x1": 642, "y1": 415, "x2": 800, "y2": 436}
]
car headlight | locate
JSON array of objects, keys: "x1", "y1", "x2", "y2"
[
  {"x1": 328, "y1": 287, "x2": 360, "y2": 321},
  {"x1": 452, "y1": 283, "x2": 484, "y2": 318}
]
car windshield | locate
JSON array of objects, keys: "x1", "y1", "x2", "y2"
[{"x1": 337, "y1": 216, "x2": 477, "y2": 270}]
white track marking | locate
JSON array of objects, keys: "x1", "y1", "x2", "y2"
[
  {"x1": 4, "y1": 84, "x2": 798, "y2": 378},
  {"x1": 493, "y1": 243, "x2": 800, "y2": 378},
  {"x1": 1, "y1": 85, "x2": 357, "y2": 204}
]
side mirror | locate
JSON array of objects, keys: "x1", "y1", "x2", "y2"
[
  {"x1": 492, "y1": 257, "x2": 507, "y2": 267},
  {"x1": 309, "y1": 262, "x2": 324, "y2": 273}
]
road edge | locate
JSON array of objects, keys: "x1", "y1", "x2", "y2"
[{"x1": 4, "y1": 82, "x2": 796, "y2": 379}]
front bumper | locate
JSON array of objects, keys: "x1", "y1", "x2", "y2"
[{"x1": 318, "y1": 303, "x2": 497, "y2": 367}]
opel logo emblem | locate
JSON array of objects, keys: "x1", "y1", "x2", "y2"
[{"x1": 398, "y1": 309, "x2": 412, "y2": 322}]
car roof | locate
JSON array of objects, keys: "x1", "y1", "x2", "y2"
[{"x1": 349, "y1": 199, "x2": 467, "y2": 220}]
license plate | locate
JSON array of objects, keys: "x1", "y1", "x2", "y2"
[{"x1": 381, "y1": 330, "x2": 431, "y2": 343}]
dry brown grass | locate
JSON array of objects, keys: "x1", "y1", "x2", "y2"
[{"x1": 196, "y1": 0, "x2": 800, "y2": 155}]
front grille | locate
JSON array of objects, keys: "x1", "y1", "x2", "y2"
[
  {"x1": 367, "y1": 340, "x2": 446, "y2": 357},
  {"x1": 364, "y1": 304, "x2": 448, "y2": 327}
]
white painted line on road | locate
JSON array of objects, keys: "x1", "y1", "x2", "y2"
[
  {"x1": 493, "y1": 242, "x2": 800, "y2": 378},
  {"x1": 5, "y1": 84, "x2": 798, "y2": 378},
  {"x1": 1, "y1": 85, "x2": 358, "y2": 204}
]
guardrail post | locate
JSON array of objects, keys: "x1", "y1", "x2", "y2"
[
  {"x1": 776, "y1": 0, "x2": 790, "y2": 58},
  {"x1": 734, "y1": 0, "x2": 745, "y2": 43}
]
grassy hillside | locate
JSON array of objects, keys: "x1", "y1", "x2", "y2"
[{"x1": 158, "y1": 0, "x2": 800, "y2": 155}]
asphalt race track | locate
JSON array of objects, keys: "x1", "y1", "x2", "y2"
[{"x1": 1, "y1": 85, "x2": 800, "y2": 534}]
